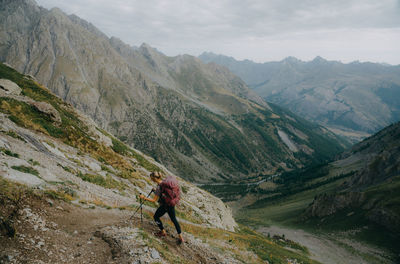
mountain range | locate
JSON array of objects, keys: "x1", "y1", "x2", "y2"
[
  {"x1": 0, "y1": 0, "x2": 346, "y2": 183},
  {"x1": 199, "y1": 52, "x2": 400, "y2": 142}
]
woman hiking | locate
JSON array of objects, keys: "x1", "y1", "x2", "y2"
[{"x1": 139, "y1": 171, "x2": 184, "y2": 244}]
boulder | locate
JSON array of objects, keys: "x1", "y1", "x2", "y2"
[
  {"x1": 31, "y1": 101, "x2": 62, "y2": 124},
  {"x1": 0, "y1": 79, "x2": 21, "y2": 95}
]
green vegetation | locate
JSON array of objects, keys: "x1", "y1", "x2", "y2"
[
  {"x1": 0, "y1": 178, "x2": 29, "y2": 237},
  {"x1": 44, "y1": 189, "x2": 75, "y2": 202},
  {"x1": 76, "y1": 171, "x2": 125, "y2": 190},
  {"x1": 11, "y1": 165, "x2": 39, "y2": 177},
  {"x1": 2, "y1": 130, "x2": 26, "y2": 142},
  {"x1": 236, "y1": 159, "x2": 400, "y2": 261},
  {"x1": 57, "y1": 163, "x2": 75, "y2": 174},
  {"x1": 0, "y1": 147, "x2": 19, "y2": 158},
  {"x1": 185, "y1": 108, "x2": 256, "y2": 174},
  {"x1": 111, "y1": 137, "x2": 161, "y2": 172},
  {"x1": 180, "y1": 223, "x2": 319, "y2": 264},
  {"x1": 266, "y1": 104, "x2": 348, "y2": 162},
  {"x1": 28, "y1": 159, "x2": 40, "y2": 166}
]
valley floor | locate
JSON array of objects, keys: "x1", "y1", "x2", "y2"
[{"x1": 257, "y1": 225, "x2": 393, "y2": 264}]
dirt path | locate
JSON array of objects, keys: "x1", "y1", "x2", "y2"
[
  {"x1": 1, "y1": 195, "x2": 233, "y2": 264},
  {"x1": 258, "y1": 225, "x2": 391, "y2": 264}
]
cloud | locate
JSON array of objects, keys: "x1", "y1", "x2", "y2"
[{"x1": 35, "y1": 0, "x2": 400, "y2": 64}]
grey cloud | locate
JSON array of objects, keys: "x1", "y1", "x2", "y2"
[{"x1": 35, "y1": 0, "x2": 400, "y2": 64}]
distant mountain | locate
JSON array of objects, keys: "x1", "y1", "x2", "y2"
[
  {"x1": 199, "y1": 52, "x2": 400, "y2": 142},
  {"x1": 0, "y1": 0, "x2": 346, "y2": 183}
]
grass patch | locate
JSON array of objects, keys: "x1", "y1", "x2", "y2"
[
  {"x1": 2, "y1": 130, "x2": 26, "y2": 142},
  {"x1": 180, "y1": 223, "x2": 317, "y2": 264},
  {"x1": 28, "y1": 159, "x2": 40, "y2": 166},
  {"x1": 57, "y1": 163, "x2": 75, "y2": 174},
  {"x1": 111, "y1": 137, "x2": 161, "y2": 172},
  {"x1": 0, "y1": 97, "x2": 64, "y2": 137},
  {"x1": 0, "y1": 178, "x2": 42, "y2": 238},
  {"x1": 76, "y1": 171, "x2": 125, "y2": 190},
  {"x1": 0, "y1": 147, "x2": 19, "y2": 158},
  {"x1": 44, "y1": 189, "x2": 75, "y2": 202},
  {"x1": 11, "y1": 165, "x2": 39, "y2": 177}
]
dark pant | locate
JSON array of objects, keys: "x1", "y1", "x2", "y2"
[{"x1": 154, "y1": 204, "x2": 181, "y2": 234}]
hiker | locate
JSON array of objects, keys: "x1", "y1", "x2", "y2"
[{"x1": 139, "y1": 171, "x2": 184, "y2": 244}]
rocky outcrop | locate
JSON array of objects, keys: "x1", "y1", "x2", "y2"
[
  {"x1": 305, "y1": 192, "x2": 365, "y2": 218},
  {"x1": 0, "y1": 79, "x2": 21, "y2": 95},
  {"x1": 181, "y1": 182, "x2": 237, "y2": 231},
  {"x1": 0, "y1": 82, "x2": 62, "y2": 124},
  {"x1": 302, "y1": 122, "x2": 400, "y2": 236},
  {"x1": 31, "y1": 101, "x2": 61, "y2": 124}
]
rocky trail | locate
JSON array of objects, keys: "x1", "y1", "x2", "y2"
[{"x1": 0, "y1": 193, "x2": 237, "y2": 264}]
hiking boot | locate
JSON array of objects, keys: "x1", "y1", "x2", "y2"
[
  {"x1": 177, "y1": 236, "x2": 184, "y2": 245},
  {"x1": 154, "y1": 231, "x2": 166, "y2": 237}
]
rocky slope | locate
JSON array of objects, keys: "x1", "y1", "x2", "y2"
[
  {"x1": 199, "y1": 52, "x2": 400, "y2": 142},
  {"x1": 0, "y1": 63, "x2": 320, "y2": 263},
  {"x1": 0, "y1": 0, "x2": 347, "y2": 183},
  {"x1": 305, "y1": 122, "x2": 400, "y2": 233}
]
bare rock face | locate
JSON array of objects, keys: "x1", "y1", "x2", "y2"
[
  {"x1": 0, "y1": 79, "x2": 21, "y2": 95},
  {"x1": 181, "y1": 182, "x2": 238, "y2": 231},
  {"x1": 305, "y1": 192, "x2": 365, "y2": 218},
  {"x1": 31, "y1": 101, "x2": 62, "y2": 124}
]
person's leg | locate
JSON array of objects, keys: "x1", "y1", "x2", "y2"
[
  {"x1": 167, "y1": 206, "x2": 184, "y2": 243},
  {"x1": 154, "y1": 206, "x2": 167, "y2": 235},
  {"x1": 166, "y1": 206, "x2": 181, "y2": 234}
]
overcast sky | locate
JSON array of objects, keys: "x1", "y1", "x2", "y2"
[{"x1": 35, "y1": 0, "x2": 400, "y2": 65}]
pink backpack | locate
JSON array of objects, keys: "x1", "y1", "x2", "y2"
[{"x1": 160, "y1": 175, "x2": 180, "y2": 206}]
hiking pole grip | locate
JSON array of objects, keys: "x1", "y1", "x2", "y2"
[{"x1": 130, "y1": 189, "x2": 155, "y2": 220}]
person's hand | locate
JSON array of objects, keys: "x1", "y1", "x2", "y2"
[{"x1": 139, "y1": 194, "x2": 145, "y2": 200}]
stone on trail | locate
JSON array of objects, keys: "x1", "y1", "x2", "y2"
[{"x1": 150, "y1": 249, "x2": 160, "y2": 259}]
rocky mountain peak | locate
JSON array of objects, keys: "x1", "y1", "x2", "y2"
[
  {"x1": 282, "y1": 56, "x2": 302, "y2": 64},
  {"x1": 311, "y1": 56, "x2": 327, "y2": 63}
]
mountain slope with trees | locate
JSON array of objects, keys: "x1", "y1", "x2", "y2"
[{"x1": 0, "y1": 0, "x2": 347, "y2": 183}]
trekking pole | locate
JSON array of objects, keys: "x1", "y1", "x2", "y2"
[
  {"x1": 130, "y1": 189, "x2": 154, "y2": 221},
  {"x1": 140, "y1": 197, "x2": 143, "y2": 223}
]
